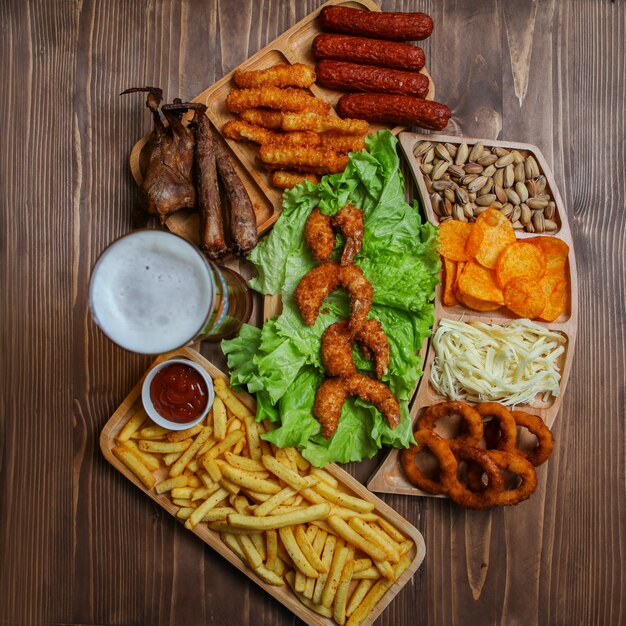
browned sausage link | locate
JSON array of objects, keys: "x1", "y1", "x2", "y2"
[
  {"x1": 319, "y1": 6, "x2": 434, "y2": 41},
  {"x1": 194, "y1": 114, "x2": 228, "y2": 259},
  {"x1": 337, "y1": 93, "x2": 451, "y2": 131},
  {"x1": 312, "y1": 34, "x2": 425, "y2": 72},
  {"x1": 316, "y1": 60, "x2": 429, "y2": 98},
  {"x1": 213, "y1": 139, "x2": 258, "y2": 256}
]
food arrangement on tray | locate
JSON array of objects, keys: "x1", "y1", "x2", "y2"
[{"x1": 105, "y1": 0, "x2": 579, "y2": 623}]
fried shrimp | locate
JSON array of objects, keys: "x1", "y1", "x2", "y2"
[
  {"x1": 226, "y1": 87, "x2": 331, "y2": 114},
  {"x1": 233, "y1": 63, "x2": 317, "y2": 89},
  {"x1": 304, "y1": 204, "x2": 363, "y2": 264},
  {"x1": 313, "y1": 373, "x2": 400, "y2": 438},
  {"x1": 353, "y1": 318, "x2": 390, "y2": 378},
  {"x1": 321, "y1": 321, "x2": 357, "y2": 377},
  {"x1": 294, "y1": 262, "x2": 373, "y2": 326}
]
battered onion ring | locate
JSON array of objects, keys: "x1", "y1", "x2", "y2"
[
  {"x1": 400, "y1": 429, "x2": 457, "y2": 495},
  {"x1": 483, "y1": 450, "x2": 538, "y2": 506},
  {"x1": 511, "y1": 410, "x2": 554, "y2": 466},
  {"x1": 443, "y1": 444, "x2": 505, "y2": 509},
  {"x1": 476, "y1": 402, "x2": 517, "y2": 452},
  {"x1": 416, "y1": 401, "x2": 483, "y2": 446}
]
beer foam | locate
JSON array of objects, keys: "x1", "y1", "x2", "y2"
[{"x1": 90, "y1": 231, "x2": 214, "y2": 353}]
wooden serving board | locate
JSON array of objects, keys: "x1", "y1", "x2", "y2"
[
  {"x1": 367, "y1": 132, "x2": 578, "y2": 497},
  {"x1": 100, "y1": 346, "x2": 426, "y2": 626},
  {"x1": 128, "y1": 0, "x2": 434, "y2": 247}
]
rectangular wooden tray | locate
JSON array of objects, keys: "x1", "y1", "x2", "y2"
[
  {"x1": 128, "y1": 0, "x2": 434, "y2": 247},
  {"x1": 367, "y1": 132, "x2": 578, "y2": 497},
  {"x1": 100, "y1": 346, "x2": 426, "y2": 626}
]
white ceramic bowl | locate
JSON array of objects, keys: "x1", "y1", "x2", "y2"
[{"x1": 141, "y1": 358, "x2": 214, "y2": 431}]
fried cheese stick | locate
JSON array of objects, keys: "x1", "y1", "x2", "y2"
[
  {"x1": 271, "y1": 171, "x2": 320, "y2": 189},
  {"x1": 258, "y1": 145, "x2": 349, "y2": 175},
  {"x1": 281, "y1": 113, "x2": 368, "y2": 135},
  {"x1": 234, "y1": 63, "x2": 316, "y2": 88},
  {"x1": 240, "y1": 109, "x2": 283, "y2": 130},
  {"x1": 318, "y1": 132, "x2": 366, "y2": 153},
  {"x1": 226, "y1": 88, "x2": 331, "y2": 114},
  {"x1": 223, "y1": 120, "x2": 319, "y2": 147}
]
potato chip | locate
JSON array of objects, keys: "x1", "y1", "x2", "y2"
[
  {"x1": 465, "y1": 208, "x2": 516, "y2": 269},
  {"x1": 442, "y1": 257, "x2": 458, "y2": 306},
  {"x1": 503, "y1": 278, "x2": 546, "y2": 319},
  {"x1": 538, "y1": 275, "x2": 567, "y2": 321},
  {"x1": 456, "y1": 290, "x2": 502, "y2": 312},
  {"x1": 527, "y1": 236, "x2": 569, "y2": 276},
  {"x1": 457, "y1": 261, "x2": 504, "y2": 305},
  {"x1": 438, "y1": 220, "x2": 473, "y2": 262},
  {"x1": 495, "y1": 242, "x2": 546, "y2": 288}
]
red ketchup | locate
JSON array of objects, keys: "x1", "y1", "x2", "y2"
[{"x1": 150, "y1": 363, "x2": 208, "y2": 424}]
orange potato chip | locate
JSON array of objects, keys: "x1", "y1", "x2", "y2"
[
  {"x1": 495, "y1": 242, "x2": 546, "y2": 288},
  {"x1": 457, "y1": 260, "x2": 504, "y2": 305},
  {"x1": 538, "y1": 275, "x2": 567, "y2": 321},
  {"x1": 456, "y1": 290, "x2": 502, "y2": 312},
  {"x1": 503, "y1": 278, "x2": 547, "y2": 319},
  {"x1": 526, "y1": 236, "x2": 569, "y2": 276},
  {"x1": 438, "y1": 220, "x2": 473, "y2": 262},
  {"x1": 442, "y1": 257, "x2": 458, "y2": 307},
  {"x1": 465, "y1": 208, "x2": 516, "y2": 269}
]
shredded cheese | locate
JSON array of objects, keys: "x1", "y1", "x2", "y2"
[{"x1": 430, "y1": 319, "x2": 566, "y2": 406}]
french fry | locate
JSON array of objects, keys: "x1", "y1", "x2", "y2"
[
  {"x1": 327, "y1": 516, "x2": 387, "y2": 563},
  {"x1": 231, "y1": 439, "x2": 246, "y2": 455},
  {"x1": 242, "y1": 414, "x2": 262, "y2": 461},
  {"x1": 185, "y1": 487, "x2": 229, "y2": 529},
  {"x1": 238, "y1": 534, "x2": 263, "y2": 569},
  {"x1": 219, "y1": 476, "x2": 241, "y2": 495},
  {"x1": 214, "y1": 377, "x2": 255, "y2": 419},
  {"x1": 212, "y1": 396, "x2": 227, "y2": 440},
  {"x1": 254, "y1": 485, "x2": 298, "y2": 517},
  {"x1": 310, "y1": 467, "x2": 338, "y2": 488},
  {"x1": 295, "y1": 524, "x2": 328, "y2": 572},
  {"x1": 313, "y1": 482, "x2": 375, "y2": 514},
  {"x1": 279, "y1": 526, "x2": 319, "y2": 578},
  {"x1": 295, "y1": 570, "x2": 307, "y2": 593},
  {"x1": 121, "y1": 439, "x2": 161, "y2": 471},
  {"x1": 262, "y1": 455, "x2": 310, "y2": 491},
  {"x1": 172, "y1": 498, "x2": 195, "y2": 508},
  {"x1": 228, "y1": 503, "x2": 330, "y2": 531},
  {"x1": 116, "y1": 406, "x2": 147, "y2": 442},
  {"x1": 276, "y1": 448, "x2": 298, "y2": 473},
  {"x1": 375, "y1": 517, "x2": 408, "y2": 544},
  {"x1": 202, "y1": 506, "x2": 235, "y2": 522},
  {"x1": 185, "y1": 473, "x2": 201, "y2": 487},
  {"x1": 312, "y1": 536, "x2": 341, "y2": 604},
  {"x1": 166, "y1": 422, "x2": 206, "y2": 443},
  {"x1": 346, "y1": 580, "x2": 375, "y2": 618},
  {"x1": 265, "y1": 528, "x2": 278, "y2": 572},
  {"x1": 221, "y1": 532, "x2": 246, "y2": 560},
  {"x1": 286, "y1": 572, "x2": 332, "y2": 618},
  {"x1": 289, "y1": 447, "x2": 311, "y2": 472},
  {"x1": 329, "y1": 506, "x2": 379, "y2": 522},
  {"x1": 333, "y1": 552, "x2": 355, "y2": 625},
  {"x1": 304, "y1": 528, "x2": 327, "y2": 599},
  {"x1": 170, "y1": 486, "x2": 194, "y2": 499},
  {"x1": 373, "y1": 559, "x2": 395, "y2": 581},
  {"x1": 203, "y1": 456, "x2": 222, "y2": 482},
  {"x1": 112, "y1": 446, "x2": 155, "y2": 489},
  {"x1": 176, "y1": 507, "x2": 195, "y2": 520},
  {"x1": 224, "y1": 452, "x2": 265, "y2": 473},
  {"x1": 204, "y1": 430, "x2": 245, "y2": 459},
  {"x1": 349, "y1": 518, "x2": 400, "y2": 562},
  {"x1": 162, "y1": 450, "x2": 184, "y2": 466},
  {"x1": 352, "y1": 567, "x2": 381, "y2": 580},
  {"x1": 254, "y1": 564, "x2": 285, "y2": 586},
  {"x1": 220, "y1": 464, "x2": 281, "y2": 495},
  {"x1": 353, "y1": 558, "x2": 373, "y2": 573},
  {"x1": 138, "y1": 439, "x2": 191, "y2": 454},
  {"x1": 139, "y1": 425, "x2": 170, "y2": 439},
  {"x1": 170, "y1": 426, "x2": 214, "y2": 477},
  {"x1": 321, "y1": 545, "x2": 350, "y2": 608}
]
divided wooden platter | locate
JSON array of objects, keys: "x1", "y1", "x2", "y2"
[
  {"x1": 367, "y1": 132, "x2": 578, "y2": 497},
  {"x1": 128, "y1": 0, "x2": 434, "y2": 247},
  {"x1": 100, "y1": 346, "x2": 426, "y2": 626}
]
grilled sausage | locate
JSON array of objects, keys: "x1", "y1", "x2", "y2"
[
  {"x1": 337, "y1": 93, "x2": 451, "y2": 131},
  {"x1": 312, "y1": 34, "x2": 425, "y2": 72},
  {"x1": 316, "y1": 60, "x2": 429, "y2": 98},
  {"x1": 319, "y1": 6, "x2": 434, "y2": 41},
  {"x1": 213, "y1": 139, "x2": 258, "y2": 256}
]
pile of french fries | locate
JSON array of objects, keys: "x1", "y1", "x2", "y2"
[{"x1": 112, "y1": 374, "x2": 414, "y2": 626}]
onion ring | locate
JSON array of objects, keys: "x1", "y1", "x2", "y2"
[
  {"x1": 443, "y1": 444, "x2": 504, "y2": 509},
  {"x1": 510, "y1": 410, "x2": 555, "y2": 466},
  {"x1": 477, "y1": 402, "x2": 517, "y2": 452},
  {"x1": 400, "y1": 429, "x2": 457, "y2": 495},
  {"x1": 483, "y1": 450, "x2": 538, "y2": 506},
  {"x1": 417, "y1": 401, "x2": 483, "y2": 446}
]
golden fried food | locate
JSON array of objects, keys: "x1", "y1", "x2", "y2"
[
  {"x1": 353, "y1": 318, "x2": 390, "y2": 379},
  {"x1": 281, "y1": 112, "x2": 369, "y2": 135},
  {"x1": 258, "y1": 145, "x2": 349, "y2": 175},
  {"x1": 331, "y1": 204, "x2": 363, "y2": 265},
  {"x1": 226, "y1": 87, "x2": 331, "y2": 114},
  {"x1": 240, "y1": 108, "x2": 284, "y2": 130},
  {"x1": 318, "y1": 132, "x2": 366, "y2": 154},
  {"x1": 321, "y1": 321, "x2": 357, "y2": 377},
  {"x1": 305, "y1": 208, "x2": 336, "y2": 261},
  {"x1": 223, "y1": 119, "x2": 319, "y2": 147},
  {"x1": 313, "y1": 374, "x2": 400, "y2": 438},
  {"x1": 338, "y1": 264, "x2": 373, "y2": 328},
  {"x1": 294, "y1": 261, "x2": 342, "y2": 326},
  {"x1": 271, "y1": 171, "x2": 320, "y2": 190},
  {"x1": 234, "y1": 63, "x2": 316, "y2": 88}
]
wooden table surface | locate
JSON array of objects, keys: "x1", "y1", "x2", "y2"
[{"x1": 2, "y1": 1, "x2": 625, "y2": 625}]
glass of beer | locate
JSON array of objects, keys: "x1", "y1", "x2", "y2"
[{"x1": 88, "y1": 230, "x2": 252, "y2": 354}]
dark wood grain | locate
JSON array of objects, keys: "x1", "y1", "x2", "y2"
[{"x1": 1, "y1": 1, "x2": 624, "y2": 625}]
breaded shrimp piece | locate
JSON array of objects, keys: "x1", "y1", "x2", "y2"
[
  {"x1": 258, "y1": 144, "x2": 349, "y2": 175},
  {"x1": 234, "y1": 63, "x2": 316, "y2": 88},
  {"x1": 332, "y1": 204, "x2": 363, "y2": 265},
  {"x1": 321, "y1": 321, "x2": 357, "y2": 377},
  {"x1": 271, "y1": 171, "x2": 320, "y2": 190},
  {"x1": 313, "y1": 378, "x2": 348, "y2": 439},
  {"x1": 304, "y1": 208, "x2": 336, "y2": 261},
  {"x1": 294, "y1": 261, "x2": 341, "y2": 326},
  {"x1": 313, "y1": 373, "x2": 400, "y2": 438},
  {"x1": 354, "y1": 318, "x2": 390, "y2": 379},
  {"x1": 226, "y1": 87, "x2": 331, "y2": 114},
  {"x1": 345, "y1": 374, "x2": 400, "y2": 429},
  {"x1": 318, "y1": 132, "x2": 366, "y2": 154},
  {"x1": 338, "y1": 264, "x2": 373, "y2": 328},
  {"x1": 281, "y1": 113, "x2": 369, "y2": 135},
  {"x1": 240, "y1": 108, "x2": 283, "y2": 130}
]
